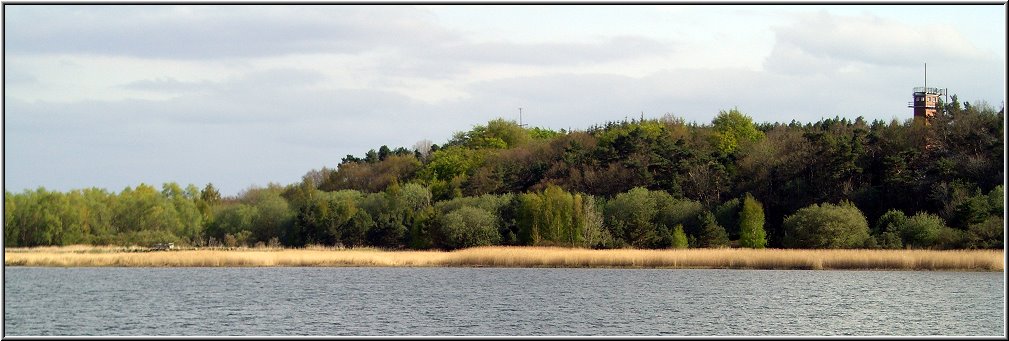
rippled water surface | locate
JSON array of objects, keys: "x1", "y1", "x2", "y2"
[{"x1": 3, "y1": 267, "x2": 1004, "y2": 336}]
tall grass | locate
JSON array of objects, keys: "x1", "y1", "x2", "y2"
[{"x1": 4, "y1": 246, "x2": 1003, "y2": 271}]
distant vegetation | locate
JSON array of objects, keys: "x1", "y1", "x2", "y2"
[{"x1": 4, "y1": 96, "x2": 1004, "y2": 250}]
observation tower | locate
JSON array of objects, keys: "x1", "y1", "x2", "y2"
[{"x1": 908, "y1": 63, "x2": 946, "y2": 122}]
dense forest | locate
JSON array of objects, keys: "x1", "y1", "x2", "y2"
[{"x1": 4, "y1": 96, "x2": 1004, "y2": 250}]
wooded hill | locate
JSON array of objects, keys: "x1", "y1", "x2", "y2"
[{"x1": 4, "y1": 96, "x2": 1004, "y2": 250}]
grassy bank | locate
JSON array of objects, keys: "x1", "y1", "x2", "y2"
[{"x1": 4, "y1": 246, "x2": 1003, "y2": 271}]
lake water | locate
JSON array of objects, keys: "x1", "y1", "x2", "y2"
[{"x1": 3, "y1": 267, "x2": 1005, "y2": 336}]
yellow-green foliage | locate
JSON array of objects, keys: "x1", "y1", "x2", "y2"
[
  {"x1": 738, "y1": 193, "x2": 767, "y2": 248},
  {"x1": 711, "y1": 108, "x2": 764, "y2": 155},
  {"x1": 5, "y1": 246, "x2": 1002, "y2": 271}
]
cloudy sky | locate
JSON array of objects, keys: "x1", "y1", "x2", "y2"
[{"x1": 3, "y1": 5, "x2": 1005, "y2": 196}]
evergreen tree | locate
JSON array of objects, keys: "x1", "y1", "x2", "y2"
[{"x1": 698, "y1": 211, "x2": 729, "y2": 248}]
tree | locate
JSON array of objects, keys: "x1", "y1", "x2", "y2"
[
  {"x1": 900, "y1": 212, "x2": 947, "y2": 249},
  {"x1": 874, "y1": 210, "x2": 907, "y2": 249},
  {"x1": 449, "y1": 119, "x2": 531, "y2": 150},
  {"x1": 436, "y1": 206, "x2": 501, "y2": 250},
  {"x1": 4, "y1": 191, "x2": 18, "y2": 246},
  {"x1": 964, "y1": 216, "x2": 1003, "y2": 249},
  {"x1": 670, "y1": 225, "x2": 689, "y2": 249},
  {"x1": 711, "y1": 108, "x2": 764, "y2": 156},
  {"x1": 738, "y1": 193, "x2": 766, "y2": 248},
  {"x1": 698, "y1": 211, "x2": 729, "y2": 248},
  {"x1": 365, "y1": 149, "x2": 379, "y2": 163},
  {"x1": 713, "y1": 198, "x2": 741, "y2": 239},
  {"x1": 578, "y1": 194, "x2": 612, "y2": 248},
  {"x1": 378, "y1": 145, "x2": 392, "y2": 161},
  {"x1": 342, "y1": 210, "x2": 374, "y2": 247},
  {"x1": 782, "y1": 201, "x2": 871, "y2": 248},
  {"x1": 200, "y1": 183, "x2": 221, "y2": 206},
  {"x1": 604, "y1": 187, "x2": 658, "y2": 248}
]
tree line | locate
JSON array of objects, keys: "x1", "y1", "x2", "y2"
[{"x1": 4, "y1": 96, "x2": 1004, "y2": 249}]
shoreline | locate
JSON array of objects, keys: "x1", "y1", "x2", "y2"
[{"x1": 4, "y1": 246, "x2": 1004, "y2": 271}]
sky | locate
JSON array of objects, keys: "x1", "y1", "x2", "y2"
[{"x1": 2, "y1": 4, "x2": 1006, "y2": 196}]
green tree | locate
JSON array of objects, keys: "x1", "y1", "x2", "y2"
[
  {"x1": 964, "y1": 216, "x2": 1004, "y2": 249},
  {"x1": 738, "y1": 193, "x2": 767, "y2": 248},
  {"x1": 4, "y1": 191, "x2": 18, "y2": 246},
  {"x1": 698, "y1": 211, "x2": 729, "y2": 248},
  {"x1": 713, "y1": 198, "x2": 742, "y2": 239},
  {"x1": 670, "y1": 224, "x2": 689, "y2": 249},
  {"x1": 436, "y1": 206, "x2": 501, "y2": 250},
  {"x1": 342, "y1": 210, "x2": 374, "y2": 247},
  {"x1": 900, "y1": 212, "x2": 947, "y2": 248},
  {"x1": 782, "y1": 201, "x2": 871, "y2": 248},
  {"x1": 711, "y1": 108, "x2": 764, "y2": 155},
  {"x1": 874, "y1": 209, "x2": 907, "y2": 249},
  {"x1": 604, "y1": 187, "x2": 658, "y2": 248},
  {"x1": 449, "y1": 119, "x2": 531, "y2": 149},
  {"x1": 516, "y1": 193, "x2": 543, "y2": 245}
]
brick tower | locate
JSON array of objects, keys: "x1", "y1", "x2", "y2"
[
  {"x1": 910, "y1": 87, "x2": 943, "y2": 121},
  {"x1": 908, "y1": 63, "x2": 945, "y2": 122}
]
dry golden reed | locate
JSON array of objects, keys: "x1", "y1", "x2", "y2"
[{"x1": 4, "y1": 246, "x2": 1003, "y2": 271}]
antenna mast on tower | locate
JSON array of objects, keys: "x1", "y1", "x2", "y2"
[{"x1": 518, "y1": 107, "x2": 527, "y2": 127}]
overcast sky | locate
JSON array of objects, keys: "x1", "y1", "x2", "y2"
[{"x1": 2, "y1": 5, "x2": 1005, "y2": 196}]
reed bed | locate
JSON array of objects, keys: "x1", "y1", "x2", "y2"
[{"x1": 4, "y1": 246, "x2": 1003, "y2": 271}]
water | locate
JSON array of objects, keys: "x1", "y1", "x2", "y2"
[{"x1": 3, "y1": 267, "x2": 1004, "y2": 336}]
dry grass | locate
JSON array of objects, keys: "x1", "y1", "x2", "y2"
[{"x1": 4, "y1": 246, "x2": 1003, "y2": 271}]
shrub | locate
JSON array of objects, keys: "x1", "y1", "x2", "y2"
[
  {"x1": 782, "y1": 201, "x2": 871, "y2": 248},
  {"x1": 604, "y1": 187, "x2": 658, "y2": 248},
  {"x1": 875, "y1": 209, "x2": 908, "y2": 235},
  {"x1": 437, "y1": 206, "x2": 501, "y2": 250},
  {"x1": 965, "y1": 216, "x2": 1004, "y2": 249},
  {"x1": 877, "y1": 231, "x2": 904, "y2": 249},
  {"x1": 223, "y1": 234, "x2": 238, "y2": 248},
  {"x1": 874, "y1": 209, "x2": 907, "y2": 249},
  {"x1": 900, "y1": 212, "x2": 947, "y2": 248}
]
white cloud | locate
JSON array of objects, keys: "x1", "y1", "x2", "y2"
[
  {"x1": 766, "y1": 11, "x2": 993, "y2": 75},
  {"x1": 3, "y1": 6, "x2": 456, "y2": 59}
]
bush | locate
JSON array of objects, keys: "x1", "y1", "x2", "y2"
[
  {"x1": 877, "y1": 231, "x2": 903, "y2": 249},
  {"x1": 875, "y1": 209, "x2": 907, "y2": 235},
  {"x1": 782, "y1": 201, "x2": 871, "y2": 248},
  {"x1": 900, "y1": 212, "x2": 947, "y2": 248},
  {"x1": 436, "y1": 206, "x2": 501, "y2": 250},
  {"x1": 965, "y1": 216, "x2": 1004, "y2": 249},
  {"x1": 223, "y1": 234, "x2": 238, "y2": 248},
  {"x1": 874, "y1": 209, "x2": 907, "y2": 249},
  {"x1": 604, "y1": 187, "x2": 658, "y2": 248}
]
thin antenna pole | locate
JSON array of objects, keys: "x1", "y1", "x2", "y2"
[{"x1": 518, "y1": 107, "x2": 525, "y2": 127}]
